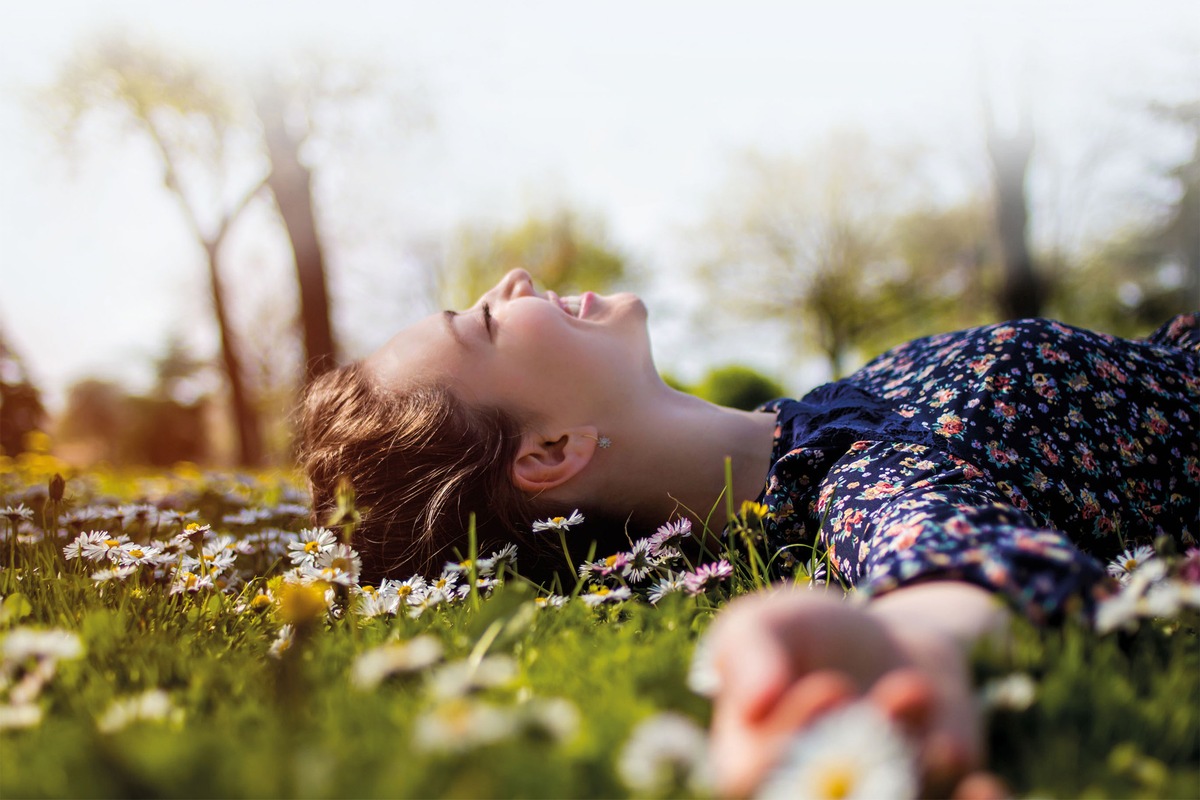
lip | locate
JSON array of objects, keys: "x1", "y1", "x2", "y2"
[{"x1": 578, "y1": 291, "x2": 595, "y2": 319}]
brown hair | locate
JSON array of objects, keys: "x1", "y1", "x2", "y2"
[{"x1": 296, "y1": 362, "x2": 556, "y2": 584}]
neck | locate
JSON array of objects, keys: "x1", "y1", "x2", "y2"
[{"x1": 589, "y1": 385, "x2": 779, "y2": 536}]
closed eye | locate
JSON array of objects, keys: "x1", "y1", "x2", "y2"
[{"x1": 481, "y1": 302, "x2": 494, "y2": 340}]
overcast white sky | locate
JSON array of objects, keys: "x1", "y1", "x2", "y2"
[{"x1": 1, "y1": 0, "x2": 1196, "y2": 409}]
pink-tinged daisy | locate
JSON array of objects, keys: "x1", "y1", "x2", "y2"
[
  {"x1": 590, "y1": 552, "x2": 631, "y2": 579},
  {"x1": 531, "y1": 510, "x2": 584, "y2": 533},
  {"x1": 684, "y1": 560, "x2": 733, "y2": 596},
  {"x1": 1107, "y1": 545, "x2": 1156, "y2": 584},
  {"x1": 648, "y1": 517, "x2": 693, "y2": 557}
]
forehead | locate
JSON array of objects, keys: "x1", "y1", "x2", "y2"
[{"x1": 363, "y1": 312, "x2": 462, "y2": 392}]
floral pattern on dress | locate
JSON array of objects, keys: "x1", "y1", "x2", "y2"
[{"x1": 757, "y1": 314, "x2": 1200, "y2": 622}]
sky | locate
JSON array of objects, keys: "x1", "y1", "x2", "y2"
[{"x1": 1, "y1": 0, "x2": 1196, "y2": 411}]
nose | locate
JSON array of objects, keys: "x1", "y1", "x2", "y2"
[{"x1": 497, "y1": 268, "x2": 535, "y2": 300}]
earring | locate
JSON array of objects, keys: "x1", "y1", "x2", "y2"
[{"x1": 586, "y1": 434, "x2": 612, "y2": 449}]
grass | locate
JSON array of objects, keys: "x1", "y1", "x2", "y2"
[{"x1": 0, "y1": 456, "x2": 1197, "y2": 799}]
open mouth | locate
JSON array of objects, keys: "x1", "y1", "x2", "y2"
[{"x1": 549, "y1": 291, "x2": 593, "y2": 319}]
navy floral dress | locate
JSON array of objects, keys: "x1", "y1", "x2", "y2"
[{"x1": 757, "y1": 314, "x2": 1200, "y2": 622}]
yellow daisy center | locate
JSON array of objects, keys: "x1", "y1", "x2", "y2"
[
  {"x1": 129, "y1": 549, "x2": 144, "y2": 559},
  {"x1": 304, "y1": 540, "x2": 321, "y2": 554},
  {"x1": 397, "y1": 585, "x2": 413, "y2": 597},
  {"x1": 552, "y1": 517, "x2": 566, "y2": 525},
  {"x1": 817, "y1": 762, "x2": 856, "y2": 799},
  {"x1": 104, "y1": 539, "x2": 121, "y2": 548},
  {"x1": 1124, "y1": 558, "x2": 1138, "y2": 571}
]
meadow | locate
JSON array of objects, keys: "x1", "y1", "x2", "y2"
[{"x1": 1, "y1": 449, "x2": 1197, "y2": 799}]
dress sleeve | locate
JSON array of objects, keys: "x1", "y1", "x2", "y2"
[{"x1": 813, "y1": 441, "x2": 1108, "y2": 624}]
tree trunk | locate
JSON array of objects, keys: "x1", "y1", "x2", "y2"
[
  {"x1": 986, "y1": 114, "x2": 1043, "y2": 320},
  {"x1": 258, "y1": 94, "x2": 337, "y2": 384},
  {"x1": 205, "y1": 240, "x2": 263, "y2": 466}
]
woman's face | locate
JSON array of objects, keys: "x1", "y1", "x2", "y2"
[{"x1": 366, "y1": 269, "x2": 656, "y2": 426}]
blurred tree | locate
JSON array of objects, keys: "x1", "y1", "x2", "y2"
[
  {"x1": 1047, "y1": 97, "x2": 1200, "y2": 334},
  {"x1": 57, "y1": 379, "x2": 127, "y2": 464},
  {"x1": 983, "y1": 88, "x2": 1045, "y2": 320},
  {"x1": 692, "y1": 365, "x2": 785, "y2": 411},
  {"x1": 698, "y1": 133, "x2": 969, "y2": 378},
  {"x1": 1154, "y1": 98, "x2": 1200, "y2": 307},
  {"x1": 58, "y1": 377, "x2": 207, "y2": 467},
  {"x1": 255, "y1": 74, "x2": 335, "y2": 385},
  {"x1": 48, "y1": 38, "x2": 266, "y2": 465},
  {"x1": 440, "y1": 210, "x2": 628, "y2": 308},
  {"x1": 876, "y1": 201, "x2": 1001, "y2": 354},
  {"x1": 0, "y1": 331, "x2": 47, "y2": 457}
]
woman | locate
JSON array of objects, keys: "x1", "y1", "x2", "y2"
[{"x1": 298, "y1": 268, "x2": 1198, "y2": 794}]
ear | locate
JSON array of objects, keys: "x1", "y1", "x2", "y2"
[{"x1": 511, "y1": 426, "x2": 601, "y2": 494}]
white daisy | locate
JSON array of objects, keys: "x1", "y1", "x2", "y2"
[
  {"x1": 1107, "y1": 545, "x2": 1156, "y2": 584},
  {"x1": 2, "y1": 628, "x2": 84, "y2": 663},
  {"x1": 351, "y1": 636, "x2": 444, "y2": 689},
  {"x1": 624, "y1": 539, "x2": 659, "y2": 583},
  {"x1": 268, "y1": 624, "x2": 295, "y2": 659},
  {"x1": 116, "y1": 543, "x2": 167, "y2": 567},
  {"x1": 63, "y1": 531, "x2": 107, "y2": 561},
  {"x1": 91, "y1": 565, "x2": 138, "y2": 583},
  {"x1": 286, "y1": 527, "x2": 338, "y2": 566},
  {"x1": 379, "y1": 575, "x2": 428, "y2": 605},
  {"x1": 757, "y1": 702, "x2": 918, "y2": 800},
  {"x1": 648, "y1": 572, "x2": 688, "y2": 605},
  {"x1": 535, "y1": 594, "x2": 568, "y2": 609},
  {"x1": 581, "y1": 585, "x2": 632, "y2": 607},
  {"x1": 0, "y1": 703, "x2": 43, "y2": 731},
  {"x1": 412, "y1": 699, "x2": 518, "y2": 753},
  {"x1": 118, "y1": 504, "x2": 160, "y2": 529},
  {"x1": 223, "y1": 508, "x2": 272, "y2": 526},
  {"x1": 428, "y1": 655, "x2": 518, "y2": 699},
  {"x1": 531, "y1": 510, "x2": 584, "y2": 533},
  {"x1": 1, "y1": 504, "x2": 35, "y2": 523},
  {"x1": 617, "y1": 712, "x2": 711, "y2": 795},
  {"x1": 408, "y1": 589, "x2": 448, "y2": 619},
  {"x1": 169, "y1": 569, "x2": 214, "y2": 595},
  {"x1": 81, "y1": 534, "x2": 130, "y2": 563},
  {"x1": 96, "y1": 689, "x2": 182, "y2": 733}
]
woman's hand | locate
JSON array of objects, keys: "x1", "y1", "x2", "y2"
[{"x1": 704, "y1": 584, "x2": 1009, "y2": 798}]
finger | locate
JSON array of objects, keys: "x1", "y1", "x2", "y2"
[
  {"x1": 711, "y1": 617, "x2": 794, "y2": 724},
  {"x1": 713, "y1": 670, "x2": 857, "y2": 799},
  {"x1": 765, "y1": 669, "x2": 858, "y2": 734},
  {"x1": 952, "y1": 771, "x2": 1011, "y2": 800},
  {"x1": 868, "y1": 668, "x2": 937, "y2": 737}
]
